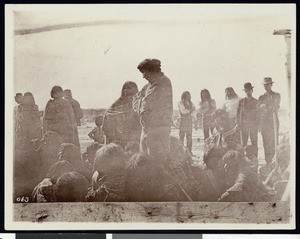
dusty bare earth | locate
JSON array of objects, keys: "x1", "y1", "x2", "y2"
[{"x1": 78, "y1": 108, "x2": 290, "y2": 168}]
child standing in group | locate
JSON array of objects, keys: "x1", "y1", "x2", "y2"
[
  {"x1": 88, "y1": 115, "x2": 105, "y2": 144},
  {"x1": 178, "y1": 91, "x2": 195, "y2": 154},
  {"x1": 198, "y1": 89, "x2": 217, "y2": 140}
]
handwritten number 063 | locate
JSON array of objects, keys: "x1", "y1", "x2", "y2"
[{"x1": 16, "y1": 196, "x2": 29, "y2": 203}]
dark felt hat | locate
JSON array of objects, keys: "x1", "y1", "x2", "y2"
[
  {"x1": 137, "y1": 58, "x2": 161, "y2": 72},
  {"x1": 243, "y1": 82, "x2": 254, "y2": 91},
  {"x1": 263, "y1": 77, "x2": 274, "y2": 85}
]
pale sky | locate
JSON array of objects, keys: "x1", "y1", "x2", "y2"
[{"x1": 11, "y1": 4, "x2": 295, "y2": 110}]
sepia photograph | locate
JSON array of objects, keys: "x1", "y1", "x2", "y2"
[{"x1": 5, "y1": 4, "x2": 296, "y2": 230}]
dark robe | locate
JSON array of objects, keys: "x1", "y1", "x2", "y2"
[
  {"x1": 103, "y1": 95, "x2": 141, "y2": 147},
  {"x1": 43, "y1": 98, "x2": 80, "y2": 147}
]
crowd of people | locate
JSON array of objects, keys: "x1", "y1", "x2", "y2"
[
  {"x1": 13, "y1": 58, "x2": 288, "y2": 203},
  {"x1": 177, "y1": 77, "x2": 280, "y2": 163}
]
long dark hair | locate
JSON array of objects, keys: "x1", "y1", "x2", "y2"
[
  {"x1": 200, "y1": 89, "x2": 212, "y2": 103},
  {"x1": 22, "y1": 92, "x2": 35, "y2": 106},
  {"x1": 225, "y1": 87, "x2": 238, "y2": 100},
  {"x1": 121, "y1": 81, "x2": 138, "y2": 97},
  {"x1": 181, "y1": 91, "x2": 193, "y2": 110},
  {"x1": 50, "y1": 86, "x2": 63, "y2": 99}
]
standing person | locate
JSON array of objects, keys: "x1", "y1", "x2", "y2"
[
  {"x1": 88, "y1": 115, "x2": 105, "y2": 144},
  {"x1": 237, "y1": 83, "x2": 259, "y2": 156},
  {"x1": 43, "y1": 86, "x2": 80, "y2": 147},
  {"x1": 63, "y1": 89, "x2": 83, "y2": 126},
  {"x1": 178, "y1": 91, "x2": 195, "y2": 154},
  {"x1": 14, "y1": 93, "x2": 23, "y2": 138},
  {"x1": 102, "y1": 81, "x2": 140, "y2": 147},
  {"x1": 15, "y1": 92, "x2": 43, "y2": 141},
  {"x1": 133, "y1": 58, "x2": 173, "y2": 164},
  {"x1": 199, "y1": 89, "x2": 216, "y2": 140},
  {"x1": 14, "y1": 92, "x2": 43, "y2": 200},
  {"x1": 258, "y1": 77, "x2": 281, "y2": 165},
  {"x1": 222, "y1": 87, "x2": 241, "y2": 127},
  {"x1": 14, "y1": 93, "x2": 23, "y2": 116}
]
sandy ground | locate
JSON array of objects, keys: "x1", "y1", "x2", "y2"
[{"x1": 77, "y1": 116, "x2": 285, "y2": 168}]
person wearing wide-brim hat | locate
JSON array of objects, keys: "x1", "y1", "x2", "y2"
[
  {"x1": 258, "y1": 77, "x2": 281, "y2": 165},
  {"x1": 262, "y1": 77, "x2": 275, "y2": 85},
  {"x1": 236, "y1": 82, "x2": 259, "y2": 157},
  {"x1": 132, "y1": 58, "x2": 173, "y2": 165}
]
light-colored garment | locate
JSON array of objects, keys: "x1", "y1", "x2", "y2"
[
  {"x1": 133, "y1": 72, "x2": 173, "y2": 129},
  {"x1": 178, "y1": 101, "x2": 195, "y2": 115},
  {"x1": 32, "y1": 178, "x2": 54, "y2": 203},
  {"x1": 133, "y1": 72, "x2": 173, "y2": 161},
  {"x1": 177, "y1": 101, "x2": 195, "y2": 152},
  {"x1": 199, "y1": 99, "x2": 217, "y2": 131},
  {"x1": 140, "y1": 126, "x2": 170, "y2": 164},
  {"x1": 177, "y1": 100, "x2": 195, "y2": 133},
  {"x1": 199, "y1": 99, "x2": 216, "y2": 119},
  {"x1": 222, "y1": 97, "x2": 241, "y2": 119}
]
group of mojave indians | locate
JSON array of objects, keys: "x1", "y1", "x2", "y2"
[{"x1": 13, "y1": 58, "x2": 290, "y2": 204}]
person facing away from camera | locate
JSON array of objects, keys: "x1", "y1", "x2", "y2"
[
  {"x1": 133, "y1": 58, "x2": 173, "y2": 164},
  {"x1": 43, "y1": 86, "x2": 80, "y2": 147},
  {"x1": 88, "y1": 115, "x2": 105, "y2": 144},
  {"x1": 14, "y1": 93, "x2": 23, "y2": 117},
  {"x1": 91, "y1": 143, "x2": 127, "y2": 202},
  {"x1": 198, "y1": 89, "x2": 216, "y2": 140},
  {"x1": 63, "y1": 89, "x2": 83, "y2": 126},
  {"x1": 15, "y1": 92, "x2": 43, "y2": 141},
  {"x1": 14, "y1": 93, "x2": 23, "y2": 133},
  {"x1": 258, "y1": 77, "x2": 281, "y2": 165},
  {"x1": 177, "y1": 91, "x2": 195, "y2": 154},
  {"x1": 102, "y1": 81, "x2": 140, "y2": 147},
  {"x1": 236, "y1": 83, "x2": 260, "y2": 157},
  {"x1": 13, "y1": 92, "x2": 43, "y2": 202},
  {"x1": 222, "y1": 87, "x2": 241, "y2": 128}
]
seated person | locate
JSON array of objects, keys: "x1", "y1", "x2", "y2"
[
  {"x1": 82, "y1": 142, "x2": 103, "y2": 166},
  {"x1": 244, "y1": 145, "x2": 259, "y2": 173},
  {"x1": 219, "y1": 150, "x2": 272, "y2": 202},
  {"x1": 205, "y1": 109, "x2": 242, "y2": 152},
  {"x1": 87, "y1": 143, "x2": 127, "y2": 202},
  {"x1": 32, "y1": 172, "x2": 88, "y2": 203},
  {"x1": 199, "y1": 147, "x2": 228, "y2": 201},
  {"x1": 57, "y1": 143, "x2": 92, "y2": 182}
]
